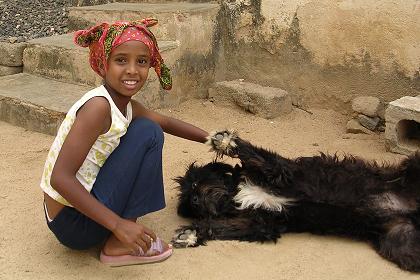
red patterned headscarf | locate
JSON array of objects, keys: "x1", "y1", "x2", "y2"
[{"x1": 73, "y1": 18, "x2": 172, "y2": 90}]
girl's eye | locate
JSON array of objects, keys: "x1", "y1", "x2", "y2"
[
  {"x1": 115, "y1": 58, "x2": 126, "y2": 63},
  {"x1": 138, "y1": 59, "x2": 148, "y2": 64}
]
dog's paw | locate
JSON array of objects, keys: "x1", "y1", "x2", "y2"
[
  {"x1": 171, "y1": 227, "x2": 198, "y2": 248},
  {"x1": 206, "y1": 129, "x2": 238, "y2": 157}
]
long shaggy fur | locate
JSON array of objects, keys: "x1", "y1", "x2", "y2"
[{"x1": 172, "y1": 130, "x2": 420, "y2": 272}]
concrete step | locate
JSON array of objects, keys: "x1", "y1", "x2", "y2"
[
  {"x1": 23, "y1": 33, "x2": 179, "y2": 87},
  {"x1": 209, "y1": 80, "x2": 292, "y2": 119},
  {"x1": 0, "y1": 73, "x2": 92, "y2": 135},
  {"x1": 118, "y1": 1, "x2": 214, "y2": 3},
  {"x1": 0, "y1": 2, "x2": 221, "y2": 136},
  {"x1": 67, "y1": 2, "x2": 219, "y2": 42},
  {"x1": 24, "y1": 1, "x2": 220, "y2": 108},
  {"x1": 70, "y1": 1, "x2": 214, "y2": 6}
]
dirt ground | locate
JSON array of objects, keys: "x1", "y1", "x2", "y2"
[{"x1": 1, "y1": 99, "x2": 418, "y2": 280}]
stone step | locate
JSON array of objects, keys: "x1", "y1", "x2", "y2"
[
  {"x1": 23, "y1": 33, "x2": 179, "y2": 87},
  {"x1": 67, "y1": 2, "x2": 219, "y2": 42},
  {"x1": 0, "y1": 73, "x2": 92, "y2": 135},
  {"x1": 0, "y1": 2, "x2": 221, "y2": 136},
  {"x1": 118, "y1": 1, "x2": 214, "y2": 3},
  {"x1": 70, "y1": 0, "x2": 214, "y2": 6},
  {"x1": 208, "y1": 80, "x2": 292, "y2": 119}
]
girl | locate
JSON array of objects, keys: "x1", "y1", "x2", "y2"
[{"x1": 40, "y1": 18, "x2": 209, "y2": 266}]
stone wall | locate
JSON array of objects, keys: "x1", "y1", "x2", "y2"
[{"x1": 214, "y1": 0, "x2": 420, "y2": 113}]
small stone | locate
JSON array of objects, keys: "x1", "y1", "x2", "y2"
[
  {"x1": 357, "y1": 114, "x2": 380, "y2": 131},
  {"x1": 8, "y1": 37, "x2": 18, "y2": 44},
  {"x1": 352, "y1": 96, "x2": 381, "y2": 117},
  {"x1": 346, "y1": 119, "x2": 374, "y2": 135}
]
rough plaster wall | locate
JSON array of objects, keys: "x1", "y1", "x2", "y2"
[
  {"x1": 297, "y1": 0, "x2": 420, "y2": 76},
  {"x1": 217, "y1": 0, "x2": 420, "y2": 112}
]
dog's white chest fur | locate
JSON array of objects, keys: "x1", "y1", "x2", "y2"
[{"x1": 234, "y1": 179, "x2": 295, "y2": 212}]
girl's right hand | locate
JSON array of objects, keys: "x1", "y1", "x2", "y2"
[{"x1": 112, "y1": 218, "x2": 157, "y2": 254}]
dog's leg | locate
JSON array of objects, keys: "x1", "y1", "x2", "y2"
[
  {"x1": 172, "y1": 216, "x2": 285, "y2": 248},
  {"x1": 376, "y1": 218, "x2": 420, "y2": 272},
  {"x1": 206, "y1": 130, "x2": 239, "y2": 158},
  {"x1": 206, "y1": 130, "x2": 270, "y2": 162},
  {"x1": 207, "y1": 130, "x2": 295, "y2": 188}
]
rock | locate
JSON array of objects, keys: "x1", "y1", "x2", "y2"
[
  {"x1": 208, "y1": 80, "x2": 292, "y2": 119},
  {"x1": 346, "y1": 119, "x2": 374, "y2": 135},
  {"x1": 352, "y1": 96, "x2": 382, "y2": 117},
  {"x1": 377, "y1": 102, "x2": 387, "y2": 120},
  {"x1": 8, "y1": 37, "x2": 18, "y2": 44},
  {"x1": 16, "y1": 36, "x2": 25, "y2": 43},
  {"x1": 0, "y1": 0, "x2": 71, "y2": 42},
  {"x1": 357, "y1": 114, "x2": 380, "y2": 131}
]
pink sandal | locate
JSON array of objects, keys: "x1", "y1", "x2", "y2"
[{"x1": 100, "y1": 237, "x2": 173, "y2": 267}]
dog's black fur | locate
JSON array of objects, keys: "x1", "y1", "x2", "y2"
[{"x1": 172, "y1": 130, "x2": 420, "y2": 272}]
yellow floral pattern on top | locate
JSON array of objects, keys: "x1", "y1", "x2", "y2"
[{"x1": 40, "y1": 85, "x2": 133, "y2": 207}]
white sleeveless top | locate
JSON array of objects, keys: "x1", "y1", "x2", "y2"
[{"x1": 40, "y1": 85, "x2": 133, "y2": 206}]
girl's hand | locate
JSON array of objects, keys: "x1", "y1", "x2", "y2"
[{"x1": 112, "y1": 218, "x2": 157, "y2": 254}]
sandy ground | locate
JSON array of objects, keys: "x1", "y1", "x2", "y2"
[{"x1": 0, "y1": 99, "x2": 418, "y2": 280}]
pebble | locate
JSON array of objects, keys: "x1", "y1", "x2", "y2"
[{"x1": 0, "y1": 0, "x2": 72, "y2": 42}]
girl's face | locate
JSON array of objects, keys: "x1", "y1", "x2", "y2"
[{"x1": 102, "y1": 40, "x2": 151, "y2": 99}]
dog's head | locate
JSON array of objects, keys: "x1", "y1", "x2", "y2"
[{"x1": 174, "y1": 162, "x2": 241, "y2": 219}]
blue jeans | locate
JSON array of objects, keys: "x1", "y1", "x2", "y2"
[{"x1": 46, "y1": 118, "x2": 166, "y2": 250}]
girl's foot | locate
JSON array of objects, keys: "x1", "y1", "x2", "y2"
[
  {"x1": 100, "y1": 237, "x2": 173, "y2": 266},
  {"x1": 102, "y1": 234, "x2": 171, "y2": 256}
]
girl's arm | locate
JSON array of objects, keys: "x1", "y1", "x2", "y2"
[
  {"x1": 50, "y1": 97, "x2": 155, "y2": 253},
  {"x1": 131, "y1": 100, "x2": 209, "y2": 143}
]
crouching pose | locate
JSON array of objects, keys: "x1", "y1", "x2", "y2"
[
  {"x1": 172, "y1": 130, "x2": 420, "y2": 272},
  {"x1": 41, "y1": 18, "x2": 209, "y2": 267}
]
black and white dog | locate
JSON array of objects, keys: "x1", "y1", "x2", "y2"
[{"x1": 172, "y1": 130, "x2": 420, "y2": 272}]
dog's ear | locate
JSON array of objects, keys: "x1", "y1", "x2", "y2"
[
  {"x1": 185, "y1": 161, "x2": 198, "y2": 174},
  {"x1": 173, "y1": 161, "x2": 198, "y2": 187}
]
